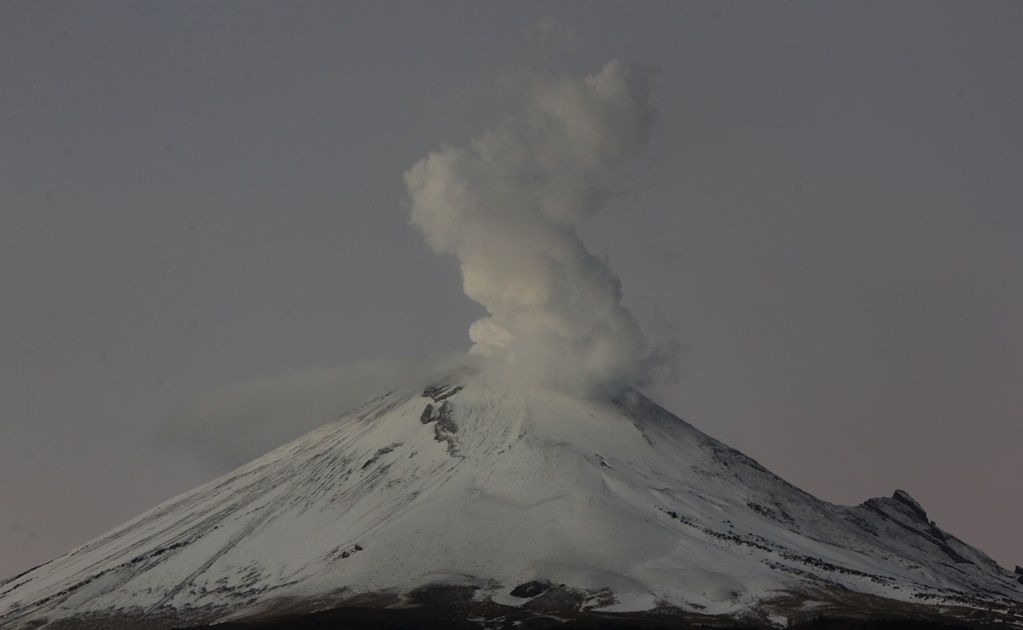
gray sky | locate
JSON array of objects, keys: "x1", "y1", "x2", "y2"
[{"x1": 2, "y1": 1, "x2": 1021, "y2": 578}]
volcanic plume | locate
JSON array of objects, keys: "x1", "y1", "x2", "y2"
[{"x1": 405, "y1": 59, "x2": 663, "y2": 393}]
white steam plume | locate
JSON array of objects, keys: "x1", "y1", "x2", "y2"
[{"x1": 405, "y1": 59, "x2": 667, "y2": 392}]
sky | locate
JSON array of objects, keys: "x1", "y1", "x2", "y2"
[{"x1": 2, "y1": 1, "x2": 1021, "y2": 579}]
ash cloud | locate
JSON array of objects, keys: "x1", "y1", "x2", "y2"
[{"x1": 405, "y1": 58, "x2": 670, "y2": 393}]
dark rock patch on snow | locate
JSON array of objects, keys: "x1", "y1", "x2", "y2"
[
  {"x1": 746, "y1": 501, "x2": 794, "y2": 524},
  {"x1": 423, "y1": 384, "x2": 463, "y2": 402},
  {"x1": 423, "y1": 400, "x2": 459, "y2": 455},
  {"x1": 435, "y1": 401, "x2": 456, "y2": 431},
  {"x1": 861, "y1": 495, "x2": 972, "y2": 566},
  {"x1": 417, "y1": 398, "x2": 460, "y2": 455},
  {"x1": 510, "y1": 580, "x2": 550, "y2": 598},
  {"x1": 362, "y1": 443, "x2": 401, "y2": 470}
]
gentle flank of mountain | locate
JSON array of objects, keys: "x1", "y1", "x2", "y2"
[{"x1": 1, "y1": 368, "x2": 1020, "y2": 629}]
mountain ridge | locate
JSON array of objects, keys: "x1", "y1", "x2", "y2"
[{"x1": 1, "y1": 368, "x2": 1020, "y2": 628}]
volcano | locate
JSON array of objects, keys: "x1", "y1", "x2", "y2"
[{"x1": 1, "y1": 367, "x2": 1021, "y2": 629}]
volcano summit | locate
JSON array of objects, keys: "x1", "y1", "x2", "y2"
[{"x1": 1, "y1": 367, "x2": 1020, "y2": 629}]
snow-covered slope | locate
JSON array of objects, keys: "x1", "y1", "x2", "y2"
[{"x1": 1, "y1": 369, "x2": 1021, "y2": 628}]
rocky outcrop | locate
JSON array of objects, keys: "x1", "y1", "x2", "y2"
[
  {"x1": 509, "y1": 580, "x2": 550, "y2": 598},
  {"x1": 892, "y1": 489, "x2": 928, "y2": 522},
  {"x1": 419, "y1": 399, "x2": 459, "y2": 456},
  {"x1": 859, "y1": 491, "x2": 971, "y2": 565}
]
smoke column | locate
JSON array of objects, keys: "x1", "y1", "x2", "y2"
[{"x1": 405, "y1": 59, "x2": 664, "y2": 392}]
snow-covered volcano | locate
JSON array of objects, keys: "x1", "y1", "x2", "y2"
[{"x1": 2, "y1": 368, "x2": 1021, "y2": 628}]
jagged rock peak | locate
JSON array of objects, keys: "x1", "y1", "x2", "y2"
[{"x1": 892, "y1": 488, "x2": 928, "y2": 522}]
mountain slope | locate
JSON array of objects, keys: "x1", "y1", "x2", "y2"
[{"x1": 1, "y1": 369, "x2": 1020, "y2": 628}]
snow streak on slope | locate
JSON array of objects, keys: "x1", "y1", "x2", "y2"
[{"x1": 1, "y1": 369, "x2": 1021, "y2": 628}]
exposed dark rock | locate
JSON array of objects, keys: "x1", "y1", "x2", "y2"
[
  {"x1": 747, "y1": 501, "x2": 793, "y2": 523},
  {"x1": 1015, "y1": 565, "x2": 1023, "y2": 576},
  {"x1": 416, "y1": 397, "x2": 460, "y2": 455},
  {"x1": 521, "y1": 583, "x2": 588, "y2": 612},
  {"x1": 510, "y1": 580, "x2": 550, "y2": 598},
  {"x1": 405, "y1": 584, "x2": 482, "y2": 611},
  {"x1": 434, "y1": 401, "x2": 456, "y2": 432},
  {"x1": 330, "y1": 544, "x2": 362, "y2": 561},
  {"x1": 422, "y1": 400, "x2": 459, "y2": 444},
  {"x1": 860, "y1": 494, "x2": 970, "y2": 565},
  {"x1": 176, "y1": 599, "x2": 999, "y2": 630},
  {"x1": 423, "y1": 384, "x2": 463, "y2": 402},
  {"x1": 789, "y1": 616, "x2": 974, "y2": 629},
  {"x1": 361, "y1": 443, "x2": 401, "y2": 469},
  {"x1": 431, "y1": 401, "x2": 460, "y2": 455},
  {"x1": 845, "y1": 512, "x2": 880, "y2": 537},
  {"x1": 892, "y1": 490, "x2": 928, "y2": 523}
]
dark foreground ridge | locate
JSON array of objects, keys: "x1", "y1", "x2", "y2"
[
  {"x1": 39, "y1": 582, "x2": 1008, "y2": 630},
  {"x1": 163, "y1": 581, "x2": 1018, "y2": 630},
  {"x1": 182, "y1": 606, "x2": 982, "y2": 630},
  {"x1": 177, "y1": 578, "x2": 1018, "y2": 629}
]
